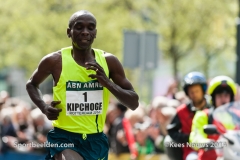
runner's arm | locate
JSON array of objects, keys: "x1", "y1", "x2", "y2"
[
  {"x1": 26, "y1": 53, "x2": 57, "y2": 113},
  {"x1": 105, "y1": 54, "x2": 139, "y2": 110}
]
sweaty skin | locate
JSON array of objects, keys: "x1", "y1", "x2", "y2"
[
  {"x1": 26, "y1": 10, "x2": 139, "y2": 120},
  {"x1": 26, "y1": 10, "x2": 139, "y2": 160}
]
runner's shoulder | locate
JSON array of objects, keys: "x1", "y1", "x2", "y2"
[
  {"x1": 103, "y1": 52, "x2": 120, "y2": 66},
  {"x1": 40, "y1": 50, "x2": 61, "y2": 65},
  {"x1": 103, "y1": 52, "x2": 114, "y2": 58}
]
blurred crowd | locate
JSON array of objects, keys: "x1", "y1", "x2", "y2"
[
  {"x1": 0, "y1": 83, "x2": 185, "y2": 159},
  {"x1": 105, "y1": 81, "x2": 188, "y2": 160},
  {"x1": 105, "y1": 77, "x2": 240, "y2": 160},
  {"x1": 1, "y1": 78, "x2": 240, "y2": 160},
  {"x1": 0, "y1": 91, "x2": 52, "y2": 154}
]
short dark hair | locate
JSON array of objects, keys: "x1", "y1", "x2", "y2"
[{"x1": 68, "y1": 10, "x2": 96, "y2": 29}]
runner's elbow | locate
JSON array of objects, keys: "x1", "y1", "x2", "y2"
[
  {"x1": 26, "y1": 80, "x2": 32, "y2": 89},
  {"x1": 129, "y1": 99, "x2": 139, "y2": 111},
  {"x1": 26, "y1": 80, "x2": 38, "y2": 91}
]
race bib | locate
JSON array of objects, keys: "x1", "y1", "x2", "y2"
[{"x1": 66, "y1": 80, "x2": 103, "y2": 116}]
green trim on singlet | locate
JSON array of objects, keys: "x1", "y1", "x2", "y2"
[
  {"x1": 95, "y1": 115, "x2": 99, "y2": 133},
  {"x1": 52, "y1": 46, "x2": 110, "y2": 134}
]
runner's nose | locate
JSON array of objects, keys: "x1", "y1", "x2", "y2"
[{"x1": 81, "y1": 28, "x2": 89, "y2": 36}]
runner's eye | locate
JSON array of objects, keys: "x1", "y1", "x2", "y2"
[
  {"x1": 74, "y1": 25, "x2": 82, "y2": 30},
  {"x1": 88, "y1": 24, "x2": 95, "y2": 31}
]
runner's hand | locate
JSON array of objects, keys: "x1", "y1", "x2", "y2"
[
  {"x1": 86, "y1": 61, "x2": 110, "y2": 87},
  {"x1": 43, "y1": 101, "x2": 62, "y2": 120}
]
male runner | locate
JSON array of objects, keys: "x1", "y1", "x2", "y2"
[{"x1": 26, "y1": 10, "x2": 139, "y2": 160}]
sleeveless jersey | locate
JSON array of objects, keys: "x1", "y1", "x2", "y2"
[{"x1": 52, "y1": 46, "x2": 110, "y2": 134}]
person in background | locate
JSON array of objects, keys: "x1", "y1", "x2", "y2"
[
  {"x1": 174, "y1": 91, "x2": 189, "y2": 104},
  {"x1": 134, "y1": 120, "x2": 155, "y2": 156},
  {"x1": 167, "y1": 99, "x2": 181, "y2": 109},
  {"x1": 151, "y1": 96, "x2": 169, "y2": 136},
  {"x1": 164, "y1": 80, "x2": 179, "y2": 99},
  {"x1": 0, "y1": 91, "x2": 10, "y2": 108},
  {"x1": 148, "y1": 96, "x2": 177, "y2": 153},
  {"x1": 189, "y1": 76, "x2": 237, "y2": 160},
  {"x1": 30, "y1": 108, "x2": 52, "y2": 153},
  {"x1": 0, "y1": 96, "x2": 5, "y2": 111},
  {"x1": 0, "y1": 107, "x2": 17, "y2": 153},
  {"x1": 165, "y1": 72, "x2": 212, "y2": 160},
  {"x1": 107, "y1": 102, "x2": 129, "y2": 156},
  {"x1": 12, "y1": 105, "x2": 34, "y2": 144},
  {"x1": 1, "y1": 102, "x2": 34, "y2": 153}
]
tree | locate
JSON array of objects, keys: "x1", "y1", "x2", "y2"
[
  {"x1": 132, "y1": 0, "x2": 237, "y2": 80},
  {"x1": 0, "y1": 0, "x2": 238, "y2": 100},
  {"x1": 0, "y1": 0, "x2": 144, "y2": 76}
]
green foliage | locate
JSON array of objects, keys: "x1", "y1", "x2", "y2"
[{"x1": 0, "y1": 0, "x2": 238, "y2": 82}]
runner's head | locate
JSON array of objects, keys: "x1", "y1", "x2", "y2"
[
  {"x1": 67, "y1": 10, "x2": 97, "y2": 50},
  {"x1": 208, "y1": 76, "x2": 237, "y2": 107},
  {"x1": 183, "y1": 72, "x2": 207, "y2": 105}
]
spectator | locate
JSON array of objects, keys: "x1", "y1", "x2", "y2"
[
  {"x1": 125, "y1": 104, "x2": 145, "y2": 127},
  {"x1": 134, "y1": 120, "x2": 155, "y2": 155},
  {"x1": 167, "y1": 99, "x2": 181, "y2": 109},
  {"x1": 0, "y1": 107, "x2": 17, "y2": 152},
  {"x1": 164, "y1": 80, "x2": 179, "y2": 99},
  {"x1": 1, "y1": 104, "x2": 35, "y2": 153},
  {"x1": 30, "y1": 108, "x2": 52, "y2": 153},
  {"x1": 151, "y1": 96, "x2": 169, "y2": 136},
  {"x1": 0, "y1": 97, "x2": 4, "y2": 111},
  {"x1": 42, "y1": 94, "x2": 53, "y2": 105},
  {"x1": 174, "y1": 91, "x2": 189, "y2": 104},
  {"x1": 12, "y1": 105, "x2": 34, "y2": 144},
  {"x1": 107, "y1": 102, "x2": 129, "y2": 156},
  {"x1": 0, "y1": 91, "x2": 9, "y2": 106},
  {"x1": 148, "y1": 96, "x2": 177, "y2": 153}
]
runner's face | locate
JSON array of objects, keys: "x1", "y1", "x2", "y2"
[
  {"x1": 187, "y1": 84, "x2": 204, "y2": 105},
  {"x1": 215, "y1": 92, "x2": 231, "y2": 107},
  {"x1": 68, "y1": 14, "x2": 97, "y2": 50}
]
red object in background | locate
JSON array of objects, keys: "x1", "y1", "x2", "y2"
[
  {"x1": 122, "y1": 118, "x2": 138, "y2": 159},
  {"x1": 213, "y1": 120, "x2": 227, "y2": 134}
]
